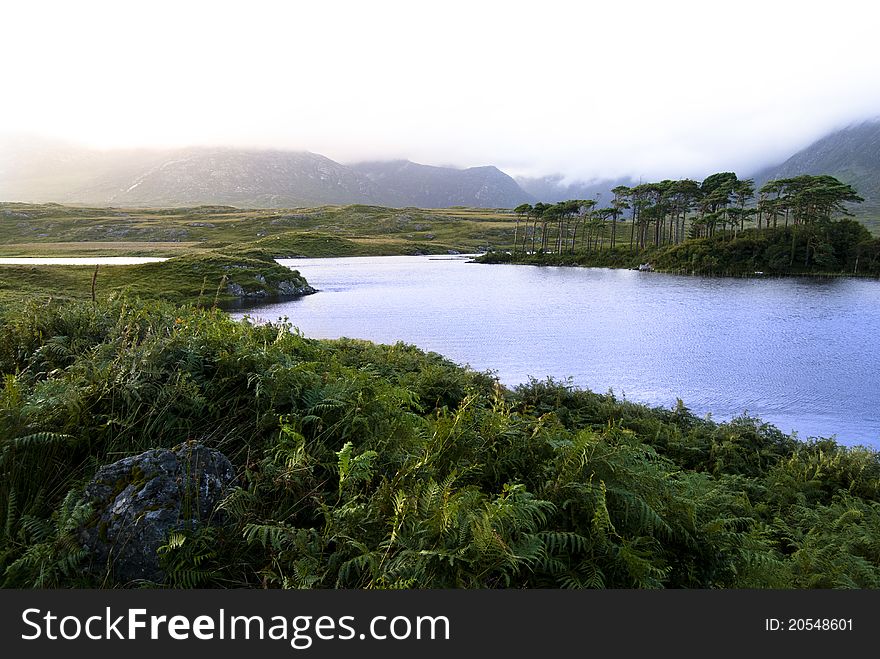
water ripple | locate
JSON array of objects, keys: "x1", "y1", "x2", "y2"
[{"x1": 232, "y1": 256, "x2": 880, "y2": 447}]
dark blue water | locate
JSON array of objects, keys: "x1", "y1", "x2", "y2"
[{"x1": 231, "y1": 256, "x2": 880, "y2": 447}]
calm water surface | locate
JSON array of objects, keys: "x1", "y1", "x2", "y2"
[{"x1": 231, "y1": 256, "x2": 880, "y2": 447}]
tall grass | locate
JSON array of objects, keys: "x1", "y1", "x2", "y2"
[{"x1": 1, "y1": 298, "x2": 879, "y2": 588}]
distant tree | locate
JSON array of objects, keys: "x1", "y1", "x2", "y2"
[
  {"x1": 586, "y1": 208, "x2": 612, "y2": 251},
  {"x1": 532, "y1": 202, "x2": 551, "y2": 253},
  {"x1": 566, "y1": 199, "x2": 595, "y2": 253},
  {"x1": 733, "y1": 179, "x2": 755, "y2": 235},
  {"x1": 540, "y1": 203, "x2": 562, "y2": 252},
  {"x1": 513, "y1": 203, "x2": 533, "y2": 255},
  {"x1": 760, "y1": 175, "x2": 864, "y2": 266},
  {"x1": 777, "y1": 175, "x2": 863, "y2": 225},
  {"x1": 610, "y1": 185, "x2": 632, "y2": 249},
  {"x1": 555, "y1": 201, "x2": 573, "y2": 253},
  {"x1": 667, "y1": 179, "x2": 700, "y2": 243},
  {"x1": 639, "y1": 182, "x2": 670, "y2": 247},
  {"x1": 758, "y1": 180, "x2": 785, "y2": 229},
  {"x1": 699, "y1": 172, "x2": 738, "y2": 237},
  {"x1": 629, "y1": 184, "x2": 652, "y2": 251}
]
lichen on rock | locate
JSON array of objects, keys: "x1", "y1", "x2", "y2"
[
  {"x1": 78, "y1": 441, "x2": 237, "y2": 584},
  {"x1": 226, "y1": 273, "x2": 316, "y2": 299}
]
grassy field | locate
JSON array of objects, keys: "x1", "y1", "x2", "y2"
[
  {"x1": 0, "y1": 202, "x2": 525, "y2": 305},
  {"x1": 2, "y1": 201, "x2": 879, "y2": 306},
  {"x1": 3, "y1": 201, "x2": 879, "y2": 259},
  {"x1": 0, "y1": 241, "x2": 200, "y2": 257},
  {"x1": 0, "y1": 202, "x2": 518, "y2": 257},
  {"x1": 0, "y1": 202, "x2": 525, "y2": 304}
]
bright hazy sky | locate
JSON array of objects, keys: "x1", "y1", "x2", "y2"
[{"x1": 3, "y1": 0, "x2": 880, "y2": 182}]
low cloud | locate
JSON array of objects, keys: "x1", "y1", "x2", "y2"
[{"x1": 3, "y1": 1, "x2": 879, "y2": 182}]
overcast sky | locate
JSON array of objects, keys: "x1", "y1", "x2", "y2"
[{"x1": 3, "y1": 0, "x2": 880, "y2": 182}]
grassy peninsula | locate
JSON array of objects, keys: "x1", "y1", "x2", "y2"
[
  {"x1": 479, "y1": 174, "x2": 880, "y2": 277},
  {"x1": 478, "y1": 219, "x2": 880, "y2": 277},
  {"x1": 0, "y1": 202, "x2": 512, "y2": 305},
  {"x1": 0, "y1": 249, "x2": 313, "y2": 307}
]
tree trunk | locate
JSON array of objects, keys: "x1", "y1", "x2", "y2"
[
  {"x1": 629, "y1": 218, "x2": 635, "y2": 252},
  {"x1": 512, "y1": 218, "x2": 519, "y2": 256}
]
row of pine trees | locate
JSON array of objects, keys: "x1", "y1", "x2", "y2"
[{"x1": 512, "y1": 174, "x2": 863, "y2": 255}]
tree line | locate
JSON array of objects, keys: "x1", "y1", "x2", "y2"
[{"x1": 511, "y1": 174, "x2": 864, "y2": 256}]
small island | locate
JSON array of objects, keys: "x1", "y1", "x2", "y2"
[{"x1": 477, "y1": 174, "x2": 880, "y2": 278}]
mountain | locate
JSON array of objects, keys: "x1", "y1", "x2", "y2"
[
  {"x1": 351, "y1": 160, "x2": 533, "y2": 208},
  {"x1": 0, "y1": 138, "x2": 531, "y2": 209},
  {"x1": 69, "y1": 148, "x2": 385, "y2": 208},
  {"x1": 0, "y1": 140, "x2": 390, "y2": 208},
  {"x1": 515, "y1": 174, "x2": 638, "y2": 205},
  {"x1": 753, "y1": 120, "x2": 880, "y2": 217},
  {"x1": 0, "y1": 136, "x2": 169, "y2": 204},
  {"x1": 6, "y1": 125, "x2": 880, "y2": 213}
]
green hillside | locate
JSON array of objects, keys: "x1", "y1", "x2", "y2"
[{"x1": 755, "y1": 121, "x2": 880, "y2": 231}]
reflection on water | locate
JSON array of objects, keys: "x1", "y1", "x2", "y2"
[{"x1": 226, "y1": 255, "x2": 880, "y2": 447}]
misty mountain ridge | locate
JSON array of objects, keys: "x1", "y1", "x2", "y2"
[
  {"x1": 753, "y1": 119, "x2": 880, "y2": 216},
  {"x1": 515, "y1": 174, "x2": 638, "y2": 206},
  {"x1": 351, "y1": 160, "x2": 532, "y2": 208},
  {"x1": 2, "y1": 122, "x2": 880, "y2": 214},
  {"x1": 0, "y1": 140, "x2": 532, "y2": 209},
  {"x1": 71, "y1": 148, "x2": 381, "y2": 208},
  {"x1": 520, "y1": 119, "x2": 880, "y2": 217}
]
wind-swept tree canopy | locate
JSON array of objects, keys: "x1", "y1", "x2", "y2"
[
  {"x1": 492, "y1": 172, "x2": 870, "y2": 276},
  {"x1": 759, "y1": 175, "x2": 864, "y2": 226}
]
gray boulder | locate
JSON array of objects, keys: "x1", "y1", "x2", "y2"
[
  {"x1": 226, "y1": 278, "x2": 316, "y2": 299},
  {"x1": 226, "y1": 281, "x2": 253, "y2": 297},
  {"x1": 79, "y1": 441, "x2": 236, "y2": 584},
  {"x1": 277, "y1": 279, "x2": 316, "y2": 296}
]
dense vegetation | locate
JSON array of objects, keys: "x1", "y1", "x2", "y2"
[
  {"x1": 2, "y1": 298, "x2": 879, "y2": 588},
  {"x1": 1, "y1": 181, "x2": 879, "y2": 588},
  {"x1": 485, "y1": 175, "x2": 880, "y2": 276},
  {"x1": 510, "y1": 174, "x2": 864, "y2": 253},
  {"x1": 481, "y1": 219, "x2": 880, "y2": 277}
]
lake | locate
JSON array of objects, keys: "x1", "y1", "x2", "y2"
[{"x1": 231, "y1": 255, "x2": 880, "y2": 447}]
